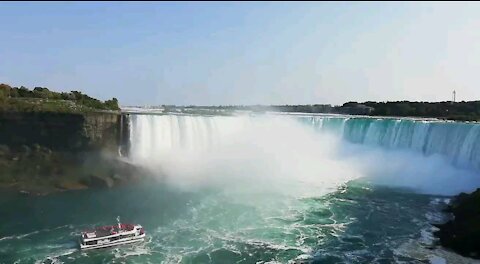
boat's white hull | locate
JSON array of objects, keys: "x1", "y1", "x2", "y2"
[{"x1": 80, "y1": 234, "x2": 146, "y2": 250}]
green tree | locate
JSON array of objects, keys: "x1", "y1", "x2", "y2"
[
  {"x1": 33, "y1": 87, "x2": 52, "y2": 99},
  {"x1": 0, "y1": 83, "x2": 10, "y2": 102},
  {"x1": 18, "y1": 86, "x2": 31, "y2": 97},
  {"x1": 105, "y1": 98, "x2": 120, "y2": 110}
]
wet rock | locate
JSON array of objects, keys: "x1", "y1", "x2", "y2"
[
  {"x1": 20, "y1": 145, "x2": 31, "y2": 157},
  {"x1": 32, "y1": 143, "x2": 42, "y2": 152},
  {"x1": 0, "y1": 144, "x2": 10, "y2": 157},
  {"x1": 19, "y1": 190, "x2": 30, "y2": 195},
  {"x1": 85, "y1": 174, "x2": 115, "y2": 188},
  {"x1": 434, "y1": 188, "x2": 480, "y2": 259},
  {"x1": 54, "y1": 180, "x2": 88, "y2": 190}
]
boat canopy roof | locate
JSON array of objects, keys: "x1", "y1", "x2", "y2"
[{"x1": 82, "y1": 223, "x2": 138, "y2": 239}]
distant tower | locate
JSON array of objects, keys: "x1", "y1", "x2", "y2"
[{"x1": 452, "y1": 90, "x2": 456, "y2": 102}]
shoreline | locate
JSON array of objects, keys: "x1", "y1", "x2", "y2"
[
  {"x1": 434, "y1": 188, "x2": 480, "y2": 259},
  {"x1": 0, "y1": 153, "x2": 149, "y2": 196}
]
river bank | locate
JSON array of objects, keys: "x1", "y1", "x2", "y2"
[
  {"x1": 0, "y1": 149, "x2": 147, "y2": 196},
  {"x1": 435, "y1": 188, "x2": 480, "y2": 259}
]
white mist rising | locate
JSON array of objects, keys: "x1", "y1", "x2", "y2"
[
  {"x1": 129, "y1": 114, "x2": 359, "y2": 198},
  {"x1": 338, "y1": 144, "x2": 480, "y2": 195},
  {"x1": 128, "y1": 114, "x2": 480, "y2": 196}
]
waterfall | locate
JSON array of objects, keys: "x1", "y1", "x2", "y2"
[
  {"x1": 299, "y1": 116, "x2": 480, "y2": 171},
  {"x1": 129, "y1": 114, "x2": 480, "y2": 172},
  {"x1": 128, "y1": 114, "x2": 250, "y2": 163}
]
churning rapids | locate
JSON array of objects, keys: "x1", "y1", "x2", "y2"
[{"x1": 1, "y1": 112, "x2": 480, "y2": 263}]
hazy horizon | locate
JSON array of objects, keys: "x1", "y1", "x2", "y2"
[{"x1": 1, "y1": 2, "x2": 479, "y2": 105}]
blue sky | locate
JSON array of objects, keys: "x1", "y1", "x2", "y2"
[{"x1": 1, "y1": 2, "x2": 479, "y2": 106}]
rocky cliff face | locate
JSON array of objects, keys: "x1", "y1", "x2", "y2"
[
  {"x1": 0, "y1": 112, "x2": 126, "y2": 153},
  {"x1": 0, "y1": 112, "x2": 136, "y2": 194},
  {"x1": 434, "y1": 189, "x2": 480, "y2": 259}
]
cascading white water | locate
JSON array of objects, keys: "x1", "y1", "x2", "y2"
[
  {"x1": 128, "y1": 114, "x2": 250, "y2": 163},
  {"x1": 130, "y1": 114, "x2": 480, "y2": 171},
  {"x1": 128, "y1": 113, "x2": 480, "y2": 195},
  {"x1": 300, "y1": 116, "x2": 480, "y2": 171},
  {"x1": 128, "y1": 114, "x2": 364, "y2": 197}
]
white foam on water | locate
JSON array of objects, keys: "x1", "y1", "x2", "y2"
[
  {"x1": 337, "y1": 145, "x2": 480, "y2": 195},
  {"x1": 395, "y1": 239, "x2": 480, "y2": 264},
  {"x1": 0, "y1": 229, "x2": 42, "y2": 243},
  {"x1": 113, "y1": 244, "x2": 152, "y2": 259},
  {"x1": 0, "y1": 235, "x2": 16, "y2": 241},
  {"x1": 429, "y1": 255, "x2": 447, "y2": 264},
  {"x1": 1, "y1": 225, "x2": 73, "y2": 243},
  {"x1": 126, "y1": 113, "x2": 480, "y2": 263}
]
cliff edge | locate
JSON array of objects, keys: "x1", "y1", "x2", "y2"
[{"x1": 0, "y1": 84, "x2": 142, "y2": 195}]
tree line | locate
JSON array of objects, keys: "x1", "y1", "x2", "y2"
[
  {"x1": 161, "y1": 101, "x2": 480, "y2": 121},
  {"x1": 359, "y1": 101, "x2": 480, "y2": 121},
  {"x1": 0, "y1": 83, "x2": 119, "y2": 111}
]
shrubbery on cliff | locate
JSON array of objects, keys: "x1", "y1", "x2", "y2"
[{"x1": 0, "y1": 83, "x2": 119, "y2": 112}]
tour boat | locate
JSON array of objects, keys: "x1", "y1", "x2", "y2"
[{"x1": 79, "y1": 217, "x2": 145, "y2": 250}]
